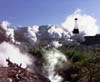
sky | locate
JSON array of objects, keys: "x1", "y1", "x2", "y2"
[{"x1": 0, "y1": 0, "x2": 100, "y2": 27}]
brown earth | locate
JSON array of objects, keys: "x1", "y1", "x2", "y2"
[{"x1": 0, "y1": 59, "x2": 51, "y2": 82}]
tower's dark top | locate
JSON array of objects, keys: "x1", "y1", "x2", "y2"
[{"x1": 75, "y1": 18, "x2": 78, "y2": 20}]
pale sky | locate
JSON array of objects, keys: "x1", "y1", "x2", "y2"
[{"x1": 0, "y1": 0, "x2": 100, "y2": 27}]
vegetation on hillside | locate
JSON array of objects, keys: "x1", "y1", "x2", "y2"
[{"x1": 28, "y1": 44, "x2": 100, "y2": 82}]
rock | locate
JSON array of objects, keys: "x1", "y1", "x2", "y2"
[{"x1": 0, "y1": 58, "x2": 51, "y2": 82}]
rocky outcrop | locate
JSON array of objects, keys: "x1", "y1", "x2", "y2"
[{"x1": 0, "y1": 58, "x2": 51, "y2": 82}]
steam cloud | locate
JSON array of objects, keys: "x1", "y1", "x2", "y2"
[
  {"x1": 0, "y1": 9, "x2": 99, "y2": 45},
  {"x1": 0, "y1": 21, "x2": 15, "y2": 43},
  {"x1": 50, "y1": 41, "x2": 62, "y2": 48},
  {"x1": 43, "y1": 49, "x2": 67, "y2": 82},
  {"x1": 62, "y1": 9, "x2": 99, "y2": 36},
  {"x1": 27, "y1": 25, "x2": 39, "y2": 45},
  {"x1": 0, "y1": 42, "x2": 32, "y2": 68},
  {"x1": 48, "y1": 25, "x2": 71, "y2": 40}
]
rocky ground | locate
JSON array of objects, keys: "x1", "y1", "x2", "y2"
[{"x1": 0, "y1": 58, "x2": 50, "y2": 82}]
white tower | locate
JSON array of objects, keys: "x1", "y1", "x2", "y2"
[
  {"x1": 72, "y1": 18, "x2": 79, "y2": 34},
  {"x1": 72, "y1": 18, "x2": 80, "y2": 42}
]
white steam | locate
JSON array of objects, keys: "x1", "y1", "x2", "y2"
[
  {"x1": 51, "y1": 41, "x2": 62, "y2": 48},
  {"x1": 0, "y1": 21, "x2": 10, "y2": 31},
  {"x1": 62, "y1": 9, "x2": 99, "y2": 36},
  {"x1": 48, "y1": 26, "x2": 63, "y2": 39},
  {"x1": 43, "y1": 49, "x2": 67, "y2": 82},
  {"x1": 0, "y1": 42, "x2": 32, "y2": 68},
  {"x1": 0, "y1": 21, "x2": 15, "y2": 43},
  {"x1": 48, "y1": 25, "x2": 71, "y2": 40},
  {"x1": 27, "y1": 26, "x2": 39, "y2": 45}
]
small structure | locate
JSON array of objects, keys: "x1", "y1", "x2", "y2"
[
  {"x1": 72, "y1": 18, "x2": 79, "y2": 34},
  {"x1": 71, "y1": 18, "x2": 80, "y2": 42},
  {"x1": 82, "y1": 34, "x2": 100, "y2": 45}
]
